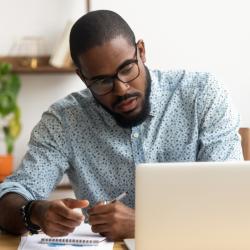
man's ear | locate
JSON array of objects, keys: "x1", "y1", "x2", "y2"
[{"x1": 137, "y1": 39, "x2": 146, "y2": 63}]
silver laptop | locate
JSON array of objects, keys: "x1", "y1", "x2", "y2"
[{"x1": 135, "y1": 161, "x2": 250, "y2": 250}]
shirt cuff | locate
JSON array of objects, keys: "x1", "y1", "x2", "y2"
[{"x1": 0, "y1": 181, "x2": 35, "y2": 201}]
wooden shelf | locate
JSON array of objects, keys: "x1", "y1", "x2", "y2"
[{"x1": 0, "y1": 56, "x2": 75, "y2": 74}]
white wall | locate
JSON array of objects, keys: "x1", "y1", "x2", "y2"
[
  {"x1": 0, "y1": 0, "x2": 86, "y2": 167},
  {"x1": 92, "y1": 0, "x2": 250, "y2": 127},
  {"x1": 0, "y1": 0, "x2": 249, "y2": 168}
]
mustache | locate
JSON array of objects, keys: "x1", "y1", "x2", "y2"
[{"x1": 112, "y1": 93, "x2": 140, "y2": 109}]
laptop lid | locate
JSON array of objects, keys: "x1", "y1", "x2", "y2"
[{"x1": 135, "y1": 161, "x2": 250, "y2": 250}]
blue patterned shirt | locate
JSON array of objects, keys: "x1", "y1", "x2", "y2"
[{"x1": 0, "y1": 70, "x2": 243, "y2": 209}]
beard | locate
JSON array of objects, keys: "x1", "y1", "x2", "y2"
[{"x1": 94, "y1": 66, "x2": 151, "y2": 128}]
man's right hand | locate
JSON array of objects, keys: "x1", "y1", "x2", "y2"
[{"x1": 31, "y1": 198, "x2": 89, "y2": 236}]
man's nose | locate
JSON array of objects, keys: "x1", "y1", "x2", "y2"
[{"x1": 112, "y1": 79, "x2": 130, "y2": 96}]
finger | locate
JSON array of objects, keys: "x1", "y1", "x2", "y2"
[
  {"x1": 88, "y1": 213, "x2": 109, "y2": 225},
  {"x1": 52, "y1": 212, "x2": 82, "y2": 228},
  {"x1": 88, "y1": 203, "x2": 113, "y2": 215},
  {"x1": 95, "y1": 201, "x2": 106, "y2": 206},
  {"x1": 44, "y1": 222, "x2": 75, "y2": 236},
  {"x1": 63, "y1": 199, "x2": 89, "y2": 209},
  {"x1": 52, "y1": 222, "x2": 76, "y2": 234},
  {"x1": 102, "y1": 232, "x2": 114, "y2": 241},
  {"x1": 46, "y1": 229, "x2": 70, "y2": 237},
  {"x1": 91, "y1": 223, "x2": 110, "y2": 234},
  {"x1": 55, "y1": 204, "x2": 84, "y2": 221}
]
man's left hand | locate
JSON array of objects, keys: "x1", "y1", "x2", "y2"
[{"x1": 87, "y1": 201, "x2": 135, "y2": 241}]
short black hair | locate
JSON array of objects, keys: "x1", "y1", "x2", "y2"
[{"x1": 70, "y1": 10, "x2": 136, "y2": 68}]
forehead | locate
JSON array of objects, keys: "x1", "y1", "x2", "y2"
[{"x1": 78, "y1": 36, "x2": 135, "y2": 78}]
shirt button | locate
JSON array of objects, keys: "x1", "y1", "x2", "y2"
[{"x1": 133, "y1": 132, "x2": 139, "y2": 138}]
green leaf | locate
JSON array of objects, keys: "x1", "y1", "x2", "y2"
[
  {"x1": 0, "y1": 63, "x2": 12, "y2": 76},
  {"x1": 5, "y1": 134, "x2": 14, "y2": 154},
  {"x1": 0, "y1": 62, "x2": 21, "y2": 153},
  {"x1": 9, "y1": 112, "x2": 21, "y2": 139},
  {"x1": 0, "y1": 92, "x2": 16, "y2": 116},
  {"x1": 9, "y1": 74, "x2": 21, "y2": 96}
]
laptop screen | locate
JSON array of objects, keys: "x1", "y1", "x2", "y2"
[{"x1": 135, "y1": 161, "x2": 250, "y2": 250}]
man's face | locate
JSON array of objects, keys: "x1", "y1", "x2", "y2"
[{"x1": 77, "y1": 36, "x2": 150, "y2": 127}]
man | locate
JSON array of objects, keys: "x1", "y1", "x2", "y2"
[{"x1": 0, "y1": 10, "x2": 242, "y2": 240}]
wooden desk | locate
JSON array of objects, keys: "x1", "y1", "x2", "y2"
[{"x1": 0, "y1": 232, "x2": 127, "y2": 250}]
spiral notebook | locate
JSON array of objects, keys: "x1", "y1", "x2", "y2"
[
  {"x1": 40, "y1": 235, "x2": 106, "y2": 246},
  {"x1": 18, "y1": 223, "x2": 114, "y2": 250},
  {"x1": 40, "y1": 223, "x2": 106, "y2": 246}
]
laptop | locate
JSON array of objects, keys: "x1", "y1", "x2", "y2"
[{"x1": 135, "y1": 161, "x2": 250, "y2": 250}]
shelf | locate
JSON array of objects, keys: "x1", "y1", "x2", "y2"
[{"x1": 0, "y1": 56, "x2": 75, "y2": 74}]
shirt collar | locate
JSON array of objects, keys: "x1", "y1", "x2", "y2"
[
  {"x1": 148, "y1": 69, "x2": 186, "y2": 117},
  {"x1": 148, "y1": 70, "x2": 159, "y2": 117}
]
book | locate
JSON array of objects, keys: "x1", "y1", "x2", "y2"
[{"x1": 49, "y1": 21, "x2": 73, "y2": 68}]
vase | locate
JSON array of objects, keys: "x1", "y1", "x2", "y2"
[{"x1": 0, "y1": 155, "x2": 13, "y2": 182}]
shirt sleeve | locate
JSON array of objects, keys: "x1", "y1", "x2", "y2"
[
  {"x1": 196, "y1": 73, "x2": 243, "y2": 161},
  {"x1": 0, "y1": 106, "x2": 71, "y2": 200}
]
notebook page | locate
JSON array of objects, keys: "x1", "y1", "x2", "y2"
[
  {"x1": 41, "y1": 222, "x2": 105, "y2": 245},
  {"x1": 18, "y1": 223, "x2": 114, "y2": 250},
  {"x1": 124, "y1": 239, "x2": 135, "y2": 250}
]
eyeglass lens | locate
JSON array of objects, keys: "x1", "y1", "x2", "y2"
[{"x1": 91, "y1": 62, "x2": 139, "y2": 95}]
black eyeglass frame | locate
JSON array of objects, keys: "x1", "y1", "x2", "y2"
[{"x1": 79, "y1": 44, "x2": 140, "y2": 96}]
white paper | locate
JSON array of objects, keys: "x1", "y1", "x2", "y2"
[
  {"x1": 124, "y1": 239, "x2": 135, "y2": 250},
  {"x1": 18, "y1": 223, "x2": 114, "y2": 250}
]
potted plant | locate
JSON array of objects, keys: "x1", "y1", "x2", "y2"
[{"x1": 0, "y1": 62, "x2": 21, "y2": 181}]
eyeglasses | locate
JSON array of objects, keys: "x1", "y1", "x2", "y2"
[{"x1": 81, "y1": 45, "x2": 140, "y2": 96}]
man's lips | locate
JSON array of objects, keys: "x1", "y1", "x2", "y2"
[{"x1": 115, "y1": 97, "x2": 138, "y2": 113}]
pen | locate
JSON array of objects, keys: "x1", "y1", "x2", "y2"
[
  {"x1": 104, "y1": 191, "x2": 128, "y2": 205},
  {"x1": 85, "y1": 192, "x2": 128, "y2": 223}
]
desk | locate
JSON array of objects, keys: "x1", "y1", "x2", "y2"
[{"x1": 0, "y1": 232, "x2": 127, "y2": 250}]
